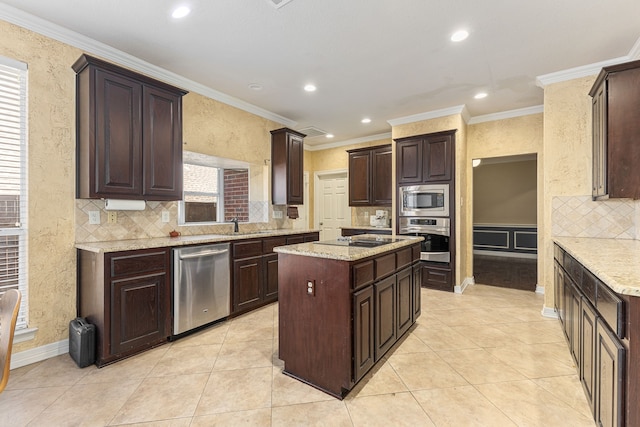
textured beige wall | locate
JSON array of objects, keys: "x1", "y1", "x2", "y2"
[
  {"x1": 392, "y1": 115, "x2": 470, "y2": 288},
  {"x1": 0, "y1": 21, "x2": 82, "y2": 352},
  {"x1": 473, "y1": 160, "x2": 537, "y2": 224},
  {"x1": 542, "y1": 76, "x2": 595, "y2": 308},
  {"x1": 306, "y1": 137, "x2": 392, "y2": 226}
]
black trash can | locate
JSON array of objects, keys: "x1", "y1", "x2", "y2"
[{"x1": 69, "y1": 317, "x2": 95, "y2": 368}]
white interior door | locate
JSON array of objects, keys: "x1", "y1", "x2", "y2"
[{"x1": 315, "y1": 171, "x2": 350, "y2": 240}]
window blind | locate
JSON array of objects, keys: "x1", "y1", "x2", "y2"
[{"x1": 0, "y1": 56, "x2": 28, "y2": 330}]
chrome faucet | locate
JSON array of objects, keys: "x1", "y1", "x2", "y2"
[{"x1": 231, "y1": 217, "x2": 239, "y2": 233}]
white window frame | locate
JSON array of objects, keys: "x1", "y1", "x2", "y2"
[{"x1": 0, "y1": 55, "x2": 28, "y2": 332}]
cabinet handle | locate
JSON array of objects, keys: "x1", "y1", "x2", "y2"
[{"x1": 179, "y1": 249, "x2": 229, "y2": 260}]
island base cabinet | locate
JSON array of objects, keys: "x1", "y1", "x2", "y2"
[
  {"x1": 353, "y1": 286, "x2": 374, "y2": 382},
  {"x1": 374, "y1": 276, "x2": 396, "y2": 361}
]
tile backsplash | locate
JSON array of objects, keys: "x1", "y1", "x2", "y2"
[
  {"x1": 76, "y1": 199, "x2": 292, "y2": 243},
  {"x1": 552, "y1": 195, "x2": 639, "y2": 239},
  {"x1": 351, "y1": 207, "x2": 392, "y2": 227}
]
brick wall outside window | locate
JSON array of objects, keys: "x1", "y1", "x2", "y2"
[{"x1": 224, "y1": 170, "x2": 249, "y2": 222}]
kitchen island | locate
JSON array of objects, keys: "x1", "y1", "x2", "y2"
[{"x1": 274, "y1": 235, "x2": 423, "y2": 398}]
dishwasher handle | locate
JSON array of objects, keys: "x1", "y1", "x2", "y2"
[{"x1": 178, "y1": 248, "x2": 229, "y2": 260}]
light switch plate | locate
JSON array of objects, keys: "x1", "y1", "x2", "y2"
[
  {"x1": 161, "y1": 210, "x2": 170, "y2": 223},
  {"x1": 88, "y1": 211, "x2": 100, "y2": 225},
  {"x1": 273, "y1": 210, "x2": 283, "y2": 219}
]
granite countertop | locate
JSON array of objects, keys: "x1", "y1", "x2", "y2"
[
  {"x1": 554, "y1": 237, "x2": 640, "y2": 297},
  {"x1": 274, "y1": 235, "x2": 423, "y2": 262},
  {"x1": 76, "y1": 229, "x2": 321, "y2": 253},
  {"x1": 340, "y1": 225, "x2": 392, "y2": 231}
]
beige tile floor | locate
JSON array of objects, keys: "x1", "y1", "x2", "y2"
[{"x1": 0, "y1": 285, "x2": 595, "y2": 426}]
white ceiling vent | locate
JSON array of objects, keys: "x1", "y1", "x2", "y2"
[
  {"x1": 298, "y1": 126, "x2": 328, "y2": 138},
  {"x1": 265, "y1": 0, "x2": 295, "y2": 9}
]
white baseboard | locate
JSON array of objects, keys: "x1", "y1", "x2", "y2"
[
  {"x1": 454, "y1": 276, "x2": 475, "y2": 294},
  {"x1": 541, "y1": 305, "x2": 558, "y2": 319},
  {"x1": 11, "y1": 339, "x2": 69, "y2": 370},
  {"x1": 535, "y1": 285, "x2": 544, "y2": 294}
]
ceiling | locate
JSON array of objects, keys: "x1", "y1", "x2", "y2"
[{"x1": 1, "y1": 0, "x2": 639, "y2": 147}]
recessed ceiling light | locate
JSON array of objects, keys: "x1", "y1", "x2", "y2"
[
  {"x1": 451, "y1": 30, "x2": 469, "y2": 42},
  {"x1": 474, "y1": 92, "x2": 488, "y2": 99},
  {"x1": 326, "y1": 134, "x2": 334, "y2": 138},
  {"x1": 304, "y1": 84, "x2": 317, "y2": 92},
  {"x1": 248, "y1": 83, "x2": 263, "y2": 91},
  {"x1": 172, "y1": 6, "x2": 191, "y2": 19},
  {"x1": 361, "y1": 118, "x2": 371, "y2": 124}
]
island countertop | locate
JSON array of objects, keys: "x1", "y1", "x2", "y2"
[
  {"x1": 273, "y1": 234, "x2": 423, "y2": 262},
  {"x1": 554, "y1": 236, "x2": 640, "y2": 297}
]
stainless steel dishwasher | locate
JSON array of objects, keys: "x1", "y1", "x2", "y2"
[{"x1": 172, "y1": 243, "x2": 230, "y2": 336}]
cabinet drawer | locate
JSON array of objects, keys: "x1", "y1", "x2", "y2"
[
  {"x1": 353, "y1": 260, "x2": 374, "y2": 290},
  {"x1": 109, "y1": 250, "x2": 167, "y2": 278},
  {"x1": 263, "y1": 237, "x2": 287, "y2": 253},
  {"x1": 303, "y1": 233, "x2": 319, "y2": 242},
  {"x1": 375, "y1": 253, "x2": 396, "y2": 279},
  {"x1": 286, "y1": 235, "x2": 305, "y2": 245},
  {"x1": 554, "y1": 244, "x2": 564, "y2": 262},
  {"x1": 233, "y1": 240, "x2": 263, "y2": 258},
  {"x1": 564, "y1": 254, "x2": 582, "y2": 284},
  {"x1": 581, "y1": 269, "x2": 598, "y2": 306},
  {"x1": 596, "y1": 282, "x2": 624, "y2": 338},
  {"x1": 396, "y1": 247, "x2": 412, "y2": 269}
]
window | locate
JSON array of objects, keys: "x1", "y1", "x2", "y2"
[
  {"x1": 0, "y1": 56, "x2": 28, "y2": 330},
  {"x1": 179, "y1": 151, "x2": 250, "y2": 225}
]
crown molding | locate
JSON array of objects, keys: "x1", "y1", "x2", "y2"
[
  {"x1": 0, "y1": 3, "x2": 297, "y2": 128},
  {"x1": 629, "y1": 36, "x2": 640, "y2": 60},
  {"x1": 535, "y1": 56, "x2": 630, "y2": 88},
  {"x1": 304, "y1": 132, "x2": 392, "y2": 152},
  {"x1": 468, "y1": 105, "x2": 544, "y2": 125},
  {"x1": 387, "y1": 105, "x2": 467, "y2": 127}
]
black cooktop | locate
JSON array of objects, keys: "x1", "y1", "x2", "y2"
[{"x1": 315, "y1": 236, "x2": 400, "y2": 248}]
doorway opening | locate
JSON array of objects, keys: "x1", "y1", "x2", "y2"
[{"x1": 472, "y1": 154, "x2": 538, "y2": 291}]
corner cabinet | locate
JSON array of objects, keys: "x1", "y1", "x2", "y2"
[
  {"x1": 347, "y1": 144, "x2": 392, "y2": 206},
  {"x1": 396, "y1": 130, "x2": 454, "y2": 185},
  {"x1": 73, "y1": 54, "x2": 187, "y2": 201},
  {"x1": 590, "y1": 59, "x2": 640, "y2": 200},
  {"x1": 77, "y1": 247, "x2": 171, "y2": 366},
  {"x1": 271, "y1": 128, "x2": 305, "y2": 205}
]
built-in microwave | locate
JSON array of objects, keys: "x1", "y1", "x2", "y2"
[{"x1": 399, "y1": 184, "x2": 449, "y2": 217}]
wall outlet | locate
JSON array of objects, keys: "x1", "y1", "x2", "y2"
[
  {"x1": 161, "y1": 210, "x2": 170, "y2": 223},
  {"x1": 107, "y1": 211, "x2": 117, "y2": 224},
  {"x1": 273, "y1": 210, "x2": 283, "y2": 219},
  {"x1": 306, "y1": 280, "x2": 315, "y2": 296},
  {"x1": 88, "y1": 211, "x2": 100, "y2": 225}
]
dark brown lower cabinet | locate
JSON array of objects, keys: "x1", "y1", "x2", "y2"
[
  {"x1": 580, "y1": 297, "x2": 597, "y2": 415},
  {"x1": 374, "y1": 275, "x2": 396, "y2": 361},
  {"x1": 353, "y1": 285, "x2": 374, "y2": 382},
  {"x1": 412, "y1": 264, "x2": 422, "y2": 321},
  {"x1": 263, "y1": 253, "x2": 279, "y2": 302},
  {"x1": 396, "y1": 267, "x2": 413, "y2": 337},
  {"x1": 595, "y1": 318, "x2": 625, "y2": 427},
  {"x1": 78, "y1": 247, "x2": 171, "y2": 366},
  {"x1": 233, "y1": 255, "x2": 263, "y2": 313},
  {"x1": 421, "y1": 262, "x2": 452, "y2": 292}
]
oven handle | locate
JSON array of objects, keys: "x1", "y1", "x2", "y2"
[{"x1": 399, "y1": 227, "x2": 449, "y2": 236}]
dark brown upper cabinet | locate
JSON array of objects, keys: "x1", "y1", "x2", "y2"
[
  {"x1": 73, "y1": 54, "x2": 187, "y2": 201},
  {"x1": 396, "y1": 130, "x2": 454, "y2": 185},
  {"x1": 271, "y1": 128, "x2": 305, "y2": 205},
  {"x1": 347, "y1": 144, "x2": 392, "y2": 206},
  {"x1": 590, "y1": 59, "x2": 640, "y2": 200}
]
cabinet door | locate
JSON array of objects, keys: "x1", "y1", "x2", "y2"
[
  {"x1": 595, "y1": 318, "x2": 625, "y2": 427},
  {"x1": 554, "y1": 261, "x2": 566, "y2": 325},
  {"x1": 423, "y1": 133, "x2": 452, "y2": 182},
  {"x1": 94, "y1": 69, "x2": 143, "y2": 197},
  {"x1": 287, "y1": 133, "x2": 304, "y2": 204},
  {"x1": 371, "y1": 146, "x2": 392, "y2": 206},
  {"x1": 263, "y1": 253, "x2": 279, "y2": 302},
  {"x1": 396, "y1": 139, "x2": 423, "y2": 184},
  {"x1": 142, "y1": 85, "x2": 183, "y2": 200},
  {"x1": 592, "y1": 83, "x2": 607, "y2": 198},
  {"x1": 233, "y1": 256, "x2": 263, "y2": 313},
  {"x1": 110, "y1": 272, "x2": 169, "y2": 355},
  {"x1": 565, "y1": 279, "x2": 581, "y2": 366},
  {"x1": 353, "y1": 285, "x2": 374, "y2": 382},
  {"x1": 396, "y1": 267, "x2": 413, "y2": 337},
  {"x1": 374, "y1": 275, "x2": 396, "y2": 361},
  {"x1": 349, "y1": 150, "x2": 372, "y2": 206},
  {"x1": 412, "y1": 263, "x2": 421, "y2": 321},
  {"x1": 580, "y1": 297, "x2": 597, "y2": 417}
]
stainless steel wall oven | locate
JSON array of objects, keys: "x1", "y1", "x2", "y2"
[{"x1": 399, "y1": 217, "x2": 450, "y2": 263}]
